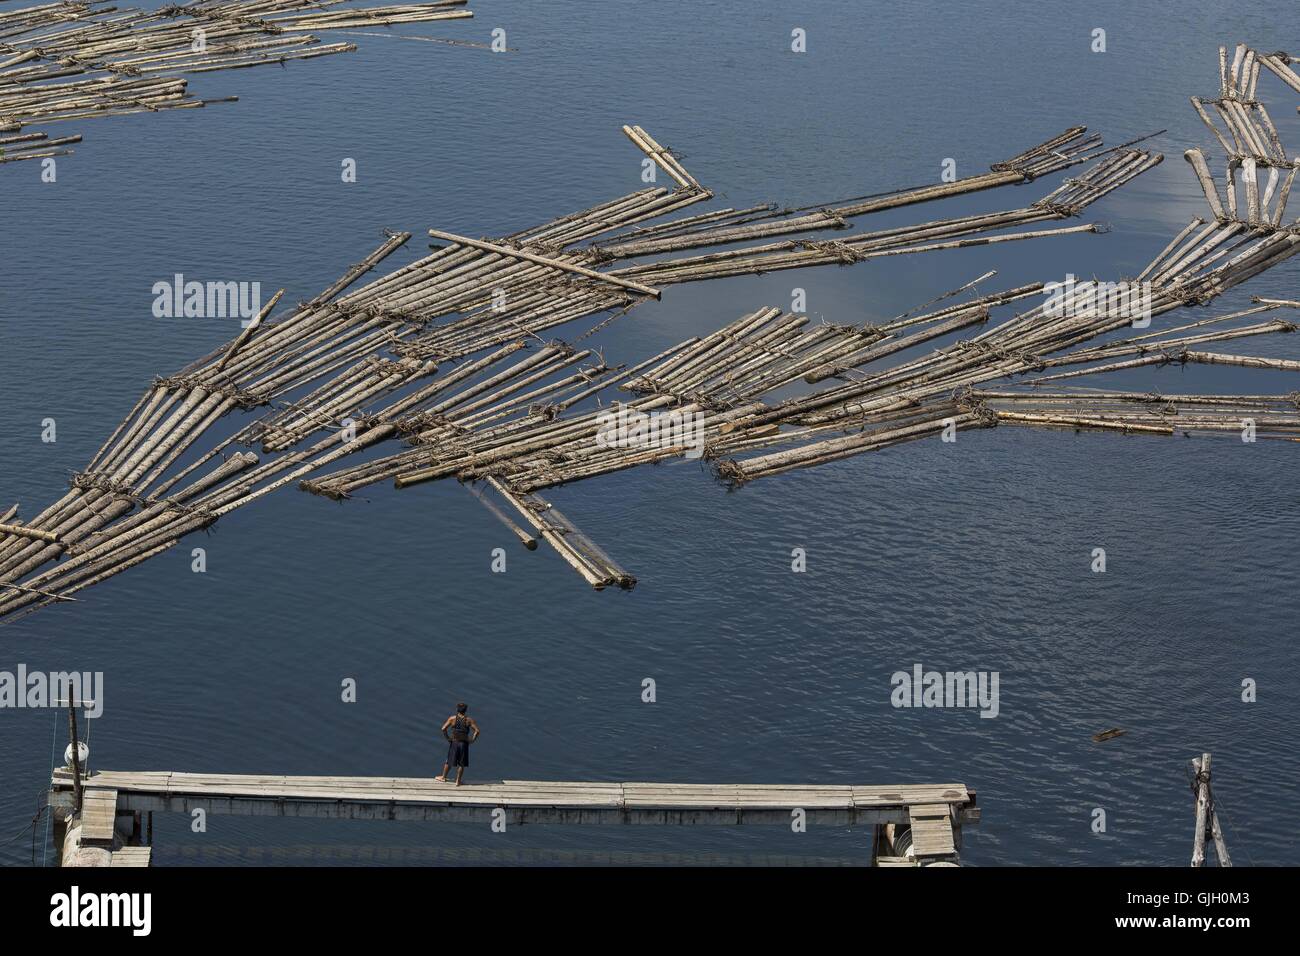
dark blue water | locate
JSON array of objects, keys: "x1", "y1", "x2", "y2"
[{"x1": 2, "y1": 0, "x2": 1298, "y2": 866}]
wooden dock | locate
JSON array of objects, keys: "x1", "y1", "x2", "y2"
[{"x1": 49, "y1": 769, "x2": 978, "y2": 867}]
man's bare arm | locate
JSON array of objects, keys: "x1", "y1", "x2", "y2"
[
  {"x1": 441, "y1": 716, "x2": 454, "y2": 740},
  {"x1": 469, "y1": 718, "x2": 481, "y2": 742}
]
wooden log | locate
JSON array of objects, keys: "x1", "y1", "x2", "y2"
[
  {"x1": 464, "y1": 482, "x2": 536, "y2": 549},
  {"x1": 1210, "y1": 803, "x2": 1232, "y2": 867},
  {"x1": 425, "y1": 228, "x2": 662, "y2": 300},
  {"x1": 1183, "y1": 350, "x2": 1300, "y2": 371},
  {"x1": 1191, "y1": 753, "x2": 1211, "y2": 868},
  {"x1": 0, "y1": 521, "x2": 60, "y2": 544},
  {"x1": 1184, "y1": 148, "x2": 1228, "y2": 219},
  {"x1": 1242, "y1": 158, "x2": 1261, "y2": 224},
  {"x1": 485, "y1": 478, "x2": 607, "y2": 588},
  {"x1": 215, "y1": 290, "x2": 283, "y2": 372}
]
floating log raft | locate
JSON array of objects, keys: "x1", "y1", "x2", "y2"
[
  {"x1": 4, "y1": 46, "x2": 1298, "y2": 615},
  {"x1": 0, "y1": 0, "x2": 475, "y2": 166},
  {"x1": 1185, "y1": 44, "x2": 1300, "y2": 227},
  {"x1": 224, "y1": 132, "x2": 1152, "y2": 457},
  {"x1": 0, "y1": 129, "x2": 79, "y2": 162}
]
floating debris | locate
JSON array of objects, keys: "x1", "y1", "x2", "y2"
[{"x1": 1092, "y1": 729, "x2": 1127, "y2": 743}]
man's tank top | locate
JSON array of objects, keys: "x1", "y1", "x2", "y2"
[{"x1": 450, "y1": 715, "x2": 471, "y2": 742}]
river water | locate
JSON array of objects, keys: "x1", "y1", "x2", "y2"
[{"x1": 1, "y1": 0, "x2": 1297, "y2": 866}]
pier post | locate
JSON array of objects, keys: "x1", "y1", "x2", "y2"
[
  {"x1": 65, "y1": 700, "x2": 82, "y2": 813},
  {"x1": 1190, "y1": 753, "x2": 1232, "y2": 867},
  {"x1": 50, "y1": 802, "x2": 69, "y2": 863}
]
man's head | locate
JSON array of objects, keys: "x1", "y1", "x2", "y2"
[{"x1": 456, "y1": 702, "x2": 468, "y2": 715}]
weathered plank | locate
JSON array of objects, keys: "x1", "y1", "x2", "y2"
[
  {"x1": 907, "y1": 804, "x2": 956, "y2": 858},
  {"x1": 79, "y1": 788, "x2": 118, "y2": 844},
  {"x1": 109, "y1": 846, "x2": 152, "y2": 867}
]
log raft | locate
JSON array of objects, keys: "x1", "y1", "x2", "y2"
[
  {"x1": 4, "y1": 38, "x2": 1299, "y2": 614},
  {"x1": 0, "y1": 0, "x2": 477, "y2": 167}
]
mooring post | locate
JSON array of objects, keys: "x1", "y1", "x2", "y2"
[
  {"x1": 66, "y1": 699, "x2": 83, "y2": 813},
  {"x1": 1191, "y1": 754, "x2": 1210, "y2": 867},
  {"x1": 1210, "y1": 803, "x2": 1233, "y2": 867},
  {"x1": 1191, "y1": 752, "x2": 1232, "y2": 867}
]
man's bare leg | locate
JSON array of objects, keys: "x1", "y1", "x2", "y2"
[
  {"x1": 454, "y1": 767, "x2": 465, "y2": 787},
  {"x1": 435, "y1": 763, "x2": 450, "y2": 782}
]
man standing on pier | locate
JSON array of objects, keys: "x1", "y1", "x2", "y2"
[{"x1": 435, "y1": 702, "x2": 480, "y2": 786}]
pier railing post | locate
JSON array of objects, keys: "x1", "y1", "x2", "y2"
[{"x1": 66, "y1": 699, "x2": 83, "y2": 813}]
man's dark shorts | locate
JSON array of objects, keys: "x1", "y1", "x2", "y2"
[{"x1": 447, "y1": 741, "x2": 470, "y2": 768}]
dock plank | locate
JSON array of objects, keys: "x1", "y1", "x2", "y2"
[
  {"x1": 109, "y1": 846, "x2": 152, "y2": 867},
  {"x1": 908, "y1": 804, "x2": 956, "y2": 857},
  {"x1": 79, "y1": 788, "x2": 118, "y2": 844}
]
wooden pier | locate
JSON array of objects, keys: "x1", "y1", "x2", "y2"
[{"x1": 48, "y1": 768, "x2": 978, "y2": 867}]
